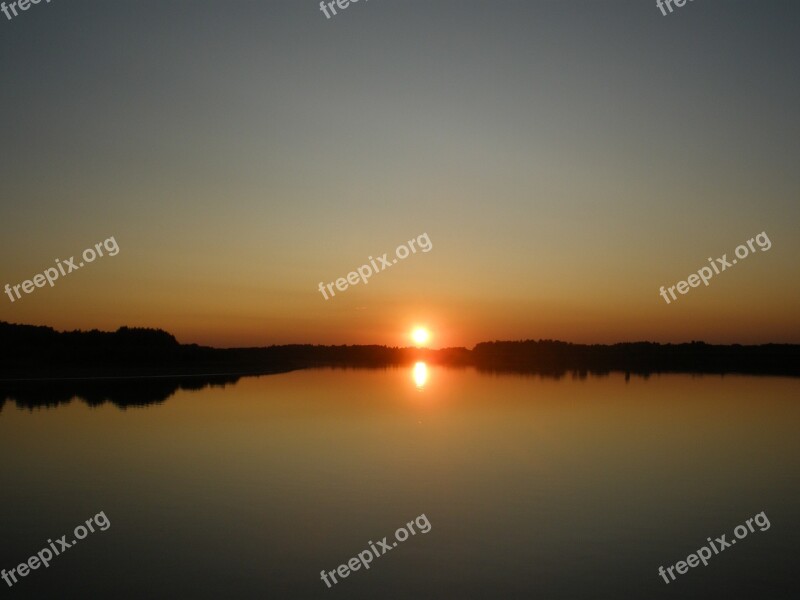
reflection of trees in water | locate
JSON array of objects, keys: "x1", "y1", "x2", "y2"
[{"x1": 0, "y1": 374, "x2": 247, "y2": 411}]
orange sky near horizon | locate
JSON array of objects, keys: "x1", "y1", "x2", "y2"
[{"x1": 1, "y1": 1, "x2": 798, "y2": 349}]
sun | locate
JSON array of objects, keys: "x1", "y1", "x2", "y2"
[{"x1": 411, "y1": 327, "x2": 430, "y2": 346}]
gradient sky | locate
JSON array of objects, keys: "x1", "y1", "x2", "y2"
[{"x1": 1, "y1": 0, "x2": 798, "y2": 348}]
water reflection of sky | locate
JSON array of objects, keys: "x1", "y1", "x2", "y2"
[{"x1": 1, "y1": 370, "x2": 799, "y2": 599}]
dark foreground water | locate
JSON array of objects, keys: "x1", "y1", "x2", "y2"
[{"x1": 1, "y1": 366, "x2": 798, "y2": 599}]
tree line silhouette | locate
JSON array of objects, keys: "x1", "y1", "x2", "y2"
[{"x1": 1, "y1": 321, "x2": 797, "y2": 410}]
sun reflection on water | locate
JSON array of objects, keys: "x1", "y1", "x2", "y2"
[{"x1": 412, "y1": 361, "x2": 428, "y2": 389}]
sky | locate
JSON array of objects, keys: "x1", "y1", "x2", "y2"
[{"x1": 1, "y1": 0, "x2": 798, "y2": 348}]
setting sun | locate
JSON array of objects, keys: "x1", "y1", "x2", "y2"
[{"x1": 411, "y1": 327, "x2": 430, "y2": 346}]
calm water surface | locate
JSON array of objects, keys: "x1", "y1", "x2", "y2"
[{"x1": 1, "y1": 366, "x2": 798, "y2": 599}]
